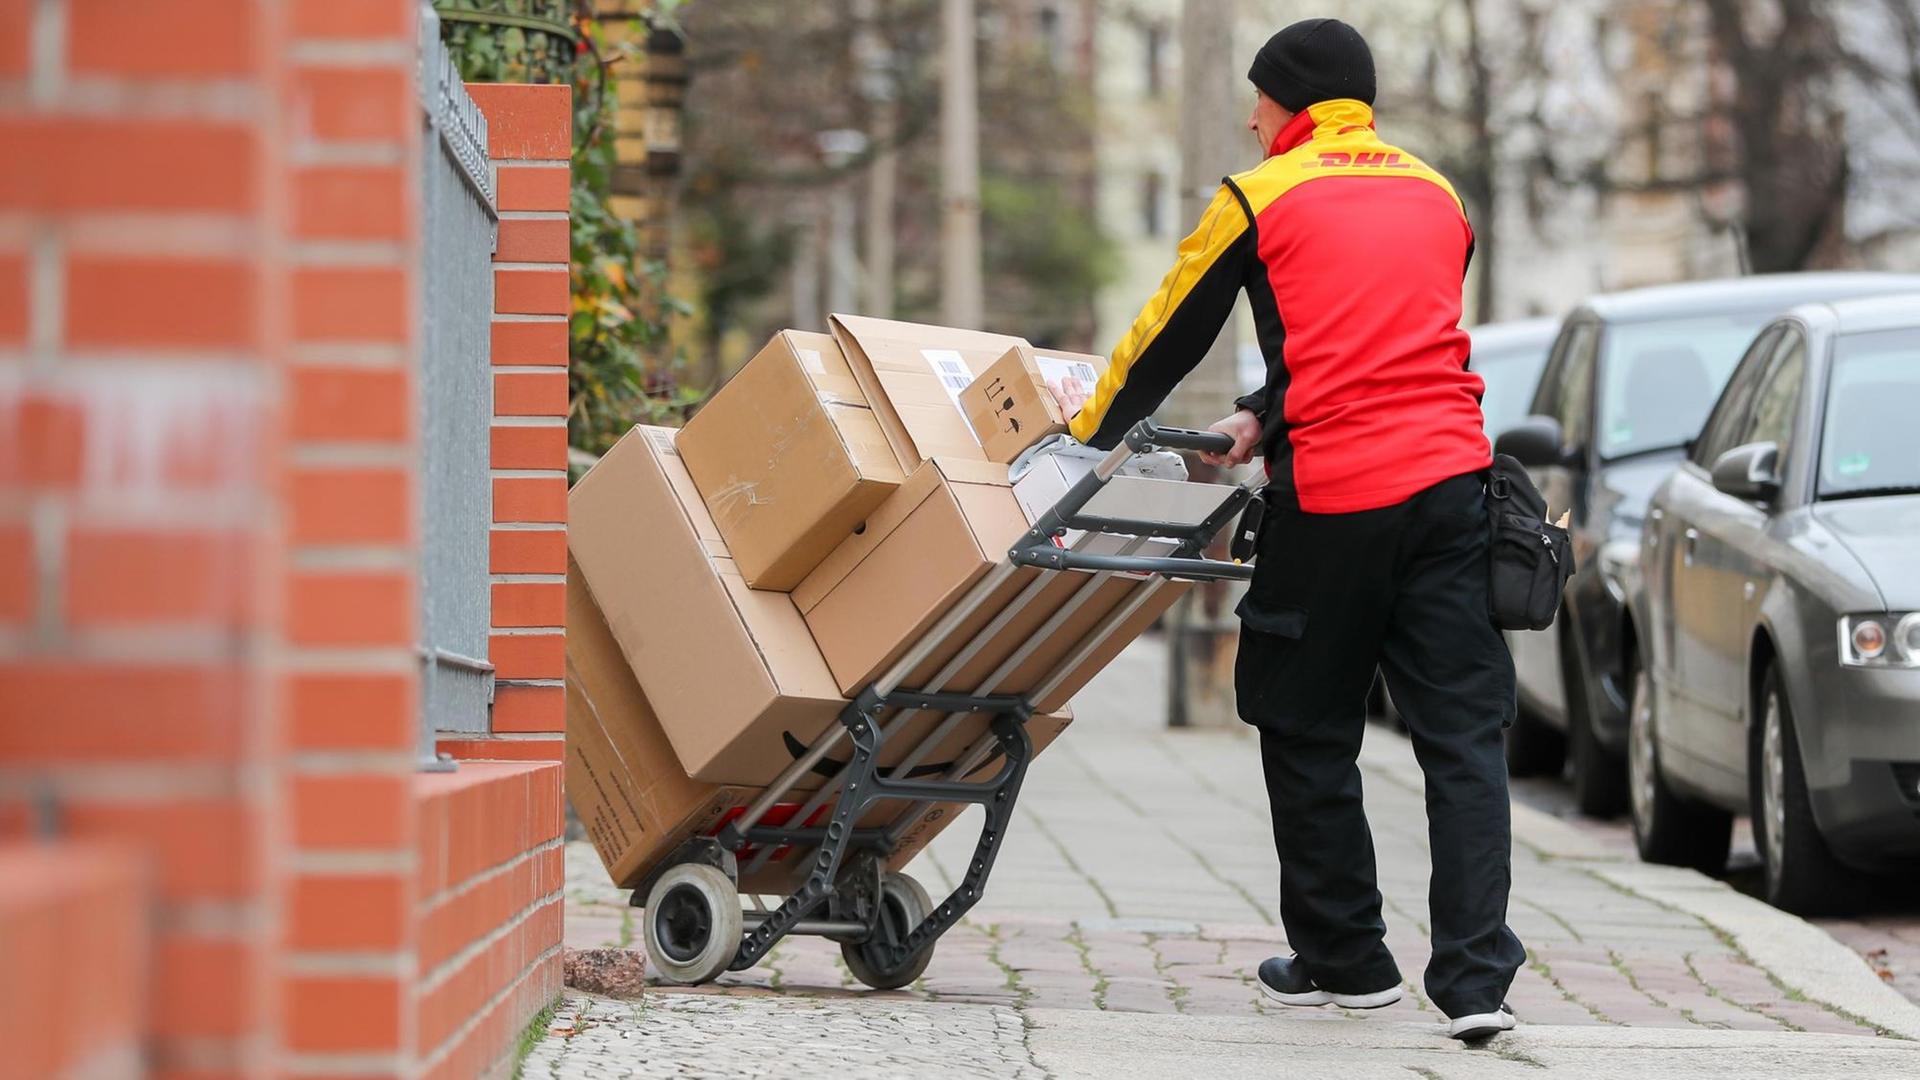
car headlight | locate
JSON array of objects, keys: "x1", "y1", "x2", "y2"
[{"x1": 1838, "y1": 613, "x2": 1920, "y2": 667}]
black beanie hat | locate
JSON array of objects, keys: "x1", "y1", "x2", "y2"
[{"x1": 1248, "y1": 18, "x2": 1376, "y2": 113}]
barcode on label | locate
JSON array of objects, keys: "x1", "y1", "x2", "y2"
[
  {"x1": 921, "y1": 348, "x2": 983, "y2": 443},
  {"x1": 1036, "y1": 356, "x2": 1098, "y2": 387},
  {"x1": 921, "y1": 349, "x2": 975, "y2": 403},
  {"x1": 646, "y1": 428, "x2": 677, "y2": 455}
]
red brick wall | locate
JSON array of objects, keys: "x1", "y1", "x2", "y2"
[
  {"x1": 0, "y1": 0, "x2": 325, "y2": 1072},
  {"x1": 414, "y1": 762, "x2": 565, "y2": 1079},
  {"x1": 438, "y1": 84, "x2": 572, "y2": 764},
  {"x1": 0, "y1": 843, "x2": 147, "y2": 1078}
]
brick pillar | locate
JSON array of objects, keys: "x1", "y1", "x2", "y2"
[
  {"x1": 279, "y1": 1, "x2": 423, "y2": 1074},
  {"x1": 0, "y1": 0, "x2": 289, "y2": 1073},
  {"x1": 0, "y1": 0, "x2": 425, "y2": 1074},
  {"x1": 440, "y1": 83, "x2": 572, "y2": 763}
]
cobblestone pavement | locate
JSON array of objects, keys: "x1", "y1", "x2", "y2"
[{"x1": 549, "y1": 634, "x2": 1920, "y2": 1073}]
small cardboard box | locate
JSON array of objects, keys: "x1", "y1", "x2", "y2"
[
  {"x1": 568, "y1": 426, "x2": 848, "y2": 785},
  {"x1": 678, "y1": 330, "x2": 904, "y2": 590},
  {"x1": 962, "y1": 345, "x2": 1107, "y2": 465},
  {"x1": 793, "y1": 456, "x2": 1190, "y2": 710},
  {"x1": 828, "y1": 314, "x2": 1030, "y2": 469}
]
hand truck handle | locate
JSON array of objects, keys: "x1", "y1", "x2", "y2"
[
  {"x1": 1124, "y1": 420, "x2": 1236, "y2": 456},
  {"x1": 1013, "y1": 419, "x2": 1264, "y2": 579},
  {"x1": 1009, "y1": 545, "x2": 1256, "y2": 581}
]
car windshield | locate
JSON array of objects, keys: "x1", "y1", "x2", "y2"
[
  {"x1": 1474, "y1": 341, "x2": 1552, "y2": 438},
  {"x1": 1597, "y1": 311, "x2": 1772, "y2": 459},
  {"x1": 1819, "y1": 327, "x2": 1920, "y2": 499}
]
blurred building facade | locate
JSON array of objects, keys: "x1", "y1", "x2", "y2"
[
  {"x1": 1090, "y1": 0, "x2": 1191, "y2": 361},
  {"x1": 1093, "y1": 0, "x2": 1920, "y2": 335}
]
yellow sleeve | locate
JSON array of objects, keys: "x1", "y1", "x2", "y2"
[{"x1": 1069, "y1": 181, "x2": 1253, "y2": 448}]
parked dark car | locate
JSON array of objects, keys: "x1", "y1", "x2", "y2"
[
  {"x1": 1471, "y1": 316, "x2": 1559, "y2": 439},
  {"x1": 1494, "y1": 274, "x2": 1920, "y2": 816},
  {"x1": 1626, "y1": 294, "x2": 1920, "y2": 913}
]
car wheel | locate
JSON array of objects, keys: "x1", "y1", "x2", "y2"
[
  {"x1": 1627, "y1": 653, "x2": 1732, "y2": 874},
  {"x1": 1750, "y1": 665, "x2": 1860, "y2": 916},
  {"x1": 1565, "y1": 632, "x2": 1628, "y2": 817},
  {"x1": 1504, "y1": 704, "x2": 1566, "y2": 778}
]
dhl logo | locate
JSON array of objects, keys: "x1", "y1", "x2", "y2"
[{"x1": 1307, "y1": 151, "x2": 1415, "y2": 170}]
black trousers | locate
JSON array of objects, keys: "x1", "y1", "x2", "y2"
[{"x1": 1235, "y1": 472, "x2": 1524, "y2": 1018}]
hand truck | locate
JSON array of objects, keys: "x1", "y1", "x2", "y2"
[{"x1": 633, "y1": 420, "x2": 1260, "y2": 989}]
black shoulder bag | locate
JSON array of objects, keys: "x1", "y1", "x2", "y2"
[{"x1": 1485, "y1": 454, "x2": 1575, "y2": 631}]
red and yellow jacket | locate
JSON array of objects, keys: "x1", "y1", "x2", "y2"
[{"x1": 1068, "y1": 99, "x2": 1490, "y2": 514}]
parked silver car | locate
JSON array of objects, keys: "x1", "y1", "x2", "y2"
[{"x1": 1628, "y1": 294, "x2": 1920, "y2": 914}]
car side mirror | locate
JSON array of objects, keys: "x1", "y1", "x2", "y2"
[
  {"x1": 1711, "y1": 442, "x2": 1781, "y2": 503},
  {"x1": 1495, "y1": 415, "x2": 1576, "y2": 469}
]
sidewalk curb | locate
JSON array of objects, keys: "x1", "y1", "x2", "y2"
[{"x1": 1584, "y1": 860, "x2": 1920, "y2": 1040}]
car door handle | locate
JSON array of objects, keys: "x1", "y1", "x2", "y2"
[{"x1": 1683, "y1": 528, "x2": 1699, "y2": 566}]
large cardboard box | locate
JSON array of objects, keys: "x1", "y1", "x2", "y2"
[
  {"x1": 569, "y1": 425, "x2": 848, "y2": 784},
  {"x1": 678, "y1": 331, "x2": 904, "y2": 590},
  {"x1": 793, "y1": 457, "x2": 1023, "y2": 694},
  {"x1": 962, "y1": 345, "x2": 1107, "y2": 465},
  {"x1": 828, "y1": 314, "x2": 1030, "y2": 469},
  {"x1": 567, "y1": 560, "x2": 1073, "y2": 895},
  {"x1": 793, "y1": 456, "x2": 1190, "y2": 710},
  {"x1": 564, "y1": 560, "x2": 772, "y2": 892}
]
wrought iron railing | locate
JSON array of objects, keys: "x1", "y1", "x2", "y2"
[{"x1": 415, "y1": 5, "x2": 500, "y2": 770}]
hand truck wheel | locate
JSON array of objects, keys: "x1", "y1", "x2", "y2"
[
  {"x1": 641, "y1": 861, "x2": 742, "y2": 986},
  {"x1": 842, "y1": 872, "x2": 936, "y2": 991}
]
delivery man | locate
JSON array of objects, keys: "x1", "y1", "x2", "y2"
[{"x1": 1065, "y1": 18, "x2": 1524, "y2": 1041}]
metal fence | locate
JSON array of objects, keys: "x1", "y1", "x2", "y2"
[{"x1": 415, "y1": 5, "x2": 498, "y2": 768}]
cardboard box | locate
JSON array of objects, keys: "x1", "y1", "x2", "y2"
[
  {"x1": 794, "y1": 456, "x2": 1190, "y2": 710},
  {"x1": 678, "y1": 330, "x2": 904, "y2": 590},
  {"x1": 794, "y1": 457, "x2": 1025, "y2": 694},
  {"x1": 564, "y1": 560, "x2": 777, "y2": 893},
  {"x1": 829, "y1": 314, "x2": 1030, "y2": 469},
  {"x1": 569, "y1": 426, "x2": 848, "y2": 784},
  {"x1": 962, "y1": 345, "x2": 1108, "y2": 465},
  {"x1": 567, "y1": 559, "x2": 1074, "y2": 895}
]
